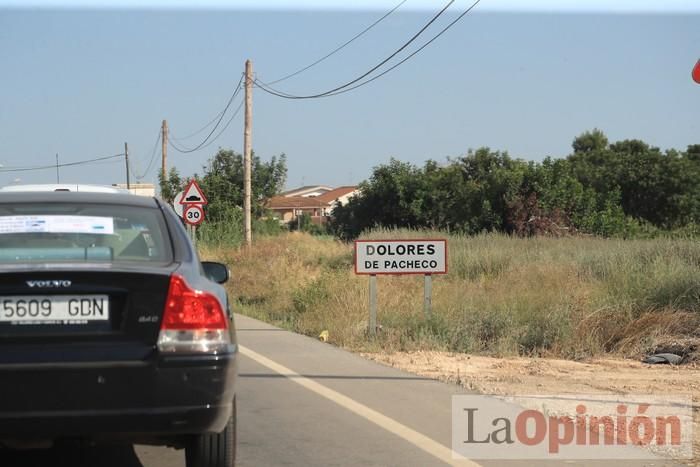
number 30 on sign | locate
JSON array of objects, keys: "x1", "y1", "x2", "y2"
[{"x1": 183, "y1": 204, "x2": 205, "y2": 226}]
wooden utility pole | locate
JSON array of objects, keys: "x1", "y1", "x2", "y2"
[
  {"x1": 161, "y1": 119, "x2": 168, "y2": 180},
  {"x1": 124, "y1": 142, "x2": 131, "y2": 190},
  {"x1": 55, "y1": 153, "x2": 59, "y2": 183},
  {"x1": 243, "y1": 59, "x2": 253, "y2": 247}
]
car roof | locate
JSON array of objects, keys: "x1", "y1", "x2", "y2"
[
  {"x1": 0, "y1": 190, "x2": 159, "y2": 208},
  {"x1": 0, "y1": 184, "x2": 129, "y2": 194}
]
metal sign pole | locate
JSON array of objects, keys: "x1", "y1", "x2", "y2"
[
  {"x1": 369, "y1": 274, "x2": 377, "y2": 336},
  {"x1": 424, "y1": 274, "x2": 432, "y2": 318},
  {"x1": 186, "y1": 224, "x2": 195, "y2": 244}
]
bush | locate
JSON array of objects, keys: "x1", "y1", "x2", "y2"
[
  {"x1": 288, "y1": 213, "x2": 330, "y2": 236},
  {"x1": 197, "y1": 207, "x2": 284, "y2": 248},
  {"x1": 197, "y1": 206, "x2": 244, "y2": 247}
]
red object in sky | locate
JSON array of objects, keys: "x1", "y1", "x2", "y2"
[{"x1": 693, "y1": 59, "x2": 700, "y2": 84}]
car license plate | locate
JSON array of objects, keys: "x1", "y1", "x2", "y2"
[{"x1": 0, "y1": 295, "x2": 109, "y2": 324}]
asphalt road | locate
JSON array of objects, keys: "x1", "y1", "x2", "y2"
[{"x1": 0, "y1": 314, "x2": 684, "y2": 467}]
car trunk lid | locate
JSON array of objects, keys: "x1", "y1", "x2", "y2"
[{"x1": 0, "y1": 265, "x2": 177, "y2": 365}]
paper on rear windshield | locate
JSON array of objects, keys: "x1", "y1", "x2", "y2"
[{"x1": 0, "y1": 216, "x2": 114, "y2": 235}]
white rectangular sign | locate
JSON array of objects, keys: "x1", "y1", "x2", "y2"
[
  {"x1": 0, "y1": 215, "x2": 114, "y2": 235},
  {"x1": 354, "y1": 239, "x2": 447, "y2": 275}
]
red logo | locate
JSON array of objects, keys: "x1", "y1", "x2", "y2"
[{"x1": 693, "y1": 59, "x2": 700, "y2": 84}]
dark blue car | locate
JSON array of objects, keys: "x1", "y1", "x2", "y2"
[{"x1": 0, "y1": 190, "x2": 238, "y2": 467}]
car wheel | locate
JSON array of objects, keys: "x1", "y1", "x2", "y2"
[{"x1": 185, "y1": 399, "x2": 236, "y2": 467}]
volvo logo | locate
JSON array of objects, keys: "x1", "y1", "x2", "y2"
[{"x1": 26, "y1": 280, "x2": 72, "y2": 288}]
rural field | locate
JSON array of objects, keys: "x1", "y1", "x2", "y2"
[{"x1": 203, "y1": 230, "x2": 700, "y2": 361}]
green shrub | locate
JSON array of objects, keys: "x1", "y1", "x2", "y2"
[
  {"x1": 291, "y1": 273, "x2": 334, "y2": 315},
  {"x1": 197, "y1": 207, "x2": 244, "y2": 248},
  {"x1": 197, "y1": 207, "x2": 284, "y2": 248}
]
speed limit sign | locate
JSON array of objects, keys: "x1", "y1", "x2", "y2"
[{"x1": 183, "y1": 204, "x2": 205, "y2": 226}]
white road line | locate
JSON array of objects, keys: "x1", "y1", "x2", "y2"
[{"x1": 239, "y1": 345, "x2": 480, "y2": 467}]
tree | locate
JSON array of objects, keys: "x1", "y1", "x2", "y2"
[
  {"x1": 686, "y1": 144, "x2": 700, "y2": 162},
  {"x1": 329, "y1": 159, "x2": 424, "y2": 239},
  {"x1": 196, "y1": 149, "x2": 287, "y2": 221},
  {"x1": 330, "y1": 150, "x2": 529, "y2": 238},
  {"x1": 572, "y1": 128, "x2": 608, "y2": 154},
  {"x1": 158, "y1": 167, "x2": 183, "y2": 205},
  {"x1": 569, "y1": 132, "x2": 693, "y2": 228},
  {"x1": 330, "y1": 131, "x2": 700, "y2": 240},
  {"x1": 454, "y1": 148, "x2": 527, "y2": 233}
]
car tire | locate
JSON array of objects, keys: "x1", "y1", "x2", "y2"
[{"x1": 185, "y1": 399, "x2": 236, "y2": 467}]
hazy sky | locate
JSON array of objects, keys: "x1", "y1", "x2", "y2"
[
  {"x1": 2, "y1": 0, "x2": 699, "y2": 12},
  {"x1": 0, "y1": 1, "x2": 698, "y2": 191}
]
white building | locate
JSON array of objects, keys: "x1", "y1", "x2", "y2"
[{"x1": 112, "y1": 183, "x2": 156, "y2": 197}]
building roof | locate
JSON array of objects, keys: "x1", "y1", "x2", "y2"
[
  {"x1": 316, "y1": 186, "x2": 358, "y2": 204},
  {"x1": 113, "y1": 183, "x2": 155, "y2": 189},
  {"x1": 267, "y1": 195, "x2": 326, "y2": 209},
  {"x1": 280, "y1": 185, "x2": 333, "y2": 197}
]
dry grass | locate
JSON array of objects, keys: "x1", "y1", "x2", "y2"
[{"x1": 202, "y1": 230, "x2": 700, "y2": 359}]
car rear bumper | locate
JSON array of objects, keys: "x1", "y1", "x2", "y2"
[
  {"x1": 0, "y1": 348, "x2": 238, "y2": 439},
  {"x1": 0, "y1": 404, "x2": 233, "y2": 439}
]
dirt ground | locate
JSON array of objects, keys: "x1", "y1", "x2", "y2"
[{"x1": 361, "y1": 351, "x2": 700, "y2": 464}]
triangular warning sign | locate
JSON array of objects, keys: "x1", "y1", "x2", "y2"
[
  {"x1": 179, "y1": 179, "x2": 208, "y2": 205},
  {"x1": 693, "y1": 59, "x2": 700, "y2": 84}
]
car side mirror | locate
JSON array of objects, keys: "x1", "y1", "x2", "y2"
[{"x1": 202, "y1": 261, "x2": 229, "y2": 284}]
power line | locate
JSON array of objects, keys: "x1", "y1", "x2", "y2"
[
  {"x1": 299, "y1": 0, "x2": 484, "y2": 98},
  {"x1": 0, "y1": 154, "x2": 125, "y2": 173},
  {"x1": 253, "y1": 0, "x2": 457, "y2": 100},
  {"x1": 169, "y1": 109, "x2": 226, "y2": 142},
  {"x1": 169, "y1": 74, "x2": 244, "y2": 153},
  {"x1": 168, "y1": 100, "x2": 244, "y2": 156},
  {"x1": 186, "y1": 99, "x2": 245, "y2": 153},
  {"x1": 131, "y1": 129, "x2": 162, "y2": 180},
  {"x1": 263, "y1": 0, "x2": 408, "y2": 86},
  {"x1": 170, "y1": 74, "x2": 245, "y2": 143},
  {"x1": 162, "y1": 1, "x2": 407, "y2": 161},
  {"x1": 87, "y1": 159, "x2": 125, "y2": 167}
]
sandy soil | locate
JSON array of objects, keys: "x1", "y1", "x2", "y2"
[{"x1": 361, "y1": 351, "x2": 700, "y2": 464}]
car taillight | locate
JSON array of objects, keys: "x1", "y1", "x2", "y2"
[{"x1": 157, "y1": 274, "x2": 231, "y2": 353}]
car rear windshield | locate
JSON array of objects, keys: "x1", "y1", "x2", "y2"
[{"x1": 0, "y1": 203, "x2": 172, "y2": 264}]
